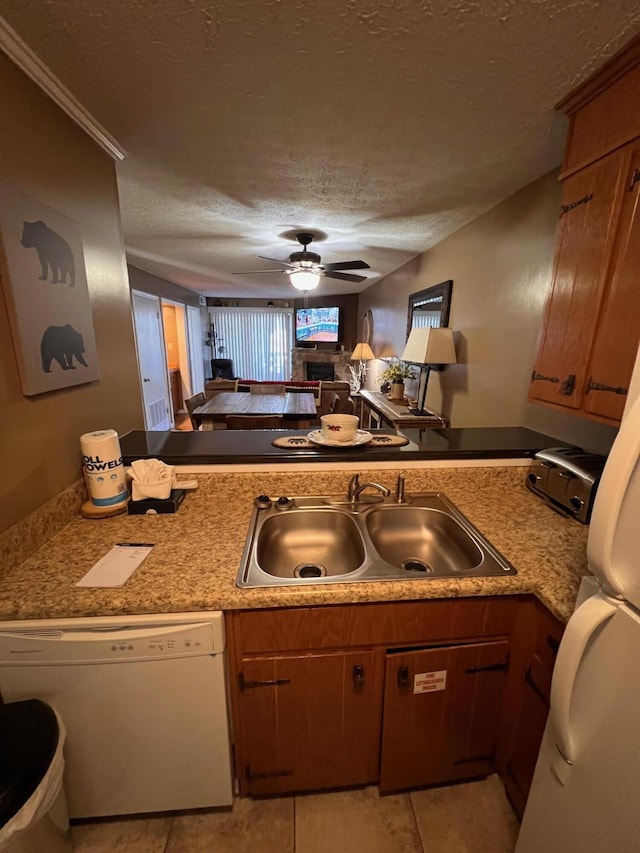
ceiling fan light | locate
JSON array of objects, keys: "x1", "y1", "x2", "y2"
[{"x1": 289, "y1": 270, "x2": 320, "y2": 291}]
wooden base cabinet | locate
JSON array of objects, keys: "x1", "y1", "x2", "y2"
[
  {"x1": 379, "y1": 640, "x2": 509, "y2": 793},
  {"x1": 227, "y1": 598, "x2": 521, "y2": 798},
  {"x1": 496, "y1": 600, "x2": 564, "y2": 819},
  {"x1": 238, "y1": 650, "x2": 384, "y2": 795}
]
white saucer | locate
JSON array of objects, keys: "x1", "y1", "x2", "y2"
[{"x1": 307, "y1": 429, "x2": 373, "y2": 448}]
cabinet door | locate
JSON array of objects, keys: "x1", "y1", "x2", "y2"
[
  {"x1": 379, "y1": 640, "x2": 509, "y2": 793},
  {"x1": 238, "y1": 649, "x2": 383, "y2": 795},
  {"x1": 583, "y1": 146, "x2": 640, "y2": 423},
  {"x1": 529, "y1": 150, "x2": 627, "y2": 410},
  {"x1": 500, "y1": 604, "x2": 563, "y2": 818}
]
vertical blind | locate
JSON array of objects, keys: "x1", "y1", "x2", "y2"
[{"x1": 209, "y1": 307, "x2": 293, "y2": 381}]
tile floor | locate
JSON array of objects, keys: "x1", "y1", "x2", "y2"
[{"x1": 71, "y1": 775, "x2": 519, "y2": 852}]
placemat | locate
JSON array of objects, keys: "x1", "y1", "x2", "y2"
[{"x1": 272, "y1": 434, "x2": 410, "y2": 449}]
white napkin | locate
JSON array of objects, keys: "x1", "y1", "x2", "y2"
[{"x1": 128, "y1": 458, "x2": 175, "y2": 501}]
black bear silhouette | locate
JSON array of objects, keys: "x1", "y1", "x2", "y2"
[
  {"x1": 21, "y1": 220, "x2": 75, "y2": 286},
  {"x1": 40, "y1": 324, "x2": 87, "y2": 373}
]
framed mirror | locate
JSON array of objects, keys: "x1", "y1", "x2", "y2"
[
  {"x1": 406, "y1": 280, "x2": 453, "y2": 372},
  {"x1": 406, "y1": 280, "x2": 453, "y2": 340}
]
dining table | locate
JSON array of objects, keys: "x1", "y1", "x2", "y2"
[{"x1": 192, "y1": 391, "x2": 317, "y2": 429}]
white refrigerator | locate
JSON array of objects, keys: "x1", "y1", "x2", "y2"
[{"x1": 516, "y1": 391, "x2": 640, "y2": 852}]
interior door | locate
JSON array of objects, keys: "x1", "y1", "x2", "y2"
[
  {"x1": 187, "y1": 304, "x2": 205, "y2": 394},
  {"x1": 132, "y1": 291, "x2": 172, "y2": 430}
]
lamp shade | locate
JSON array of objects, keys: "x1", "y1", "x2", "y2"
[
  {"x1": 401, "y1": 327, "x2": 457, "y2": 365},
  {"x1": 289, "y1": 270, "x2": 320, "y2": 291},
  {"x1": 351, "y1": 342, "x2": 375, "y2": 361}
]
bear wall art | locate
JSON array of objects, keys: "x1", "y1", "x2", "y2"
[{"x1": 0, "y1": 184, "x2": 100, "y2": 395}]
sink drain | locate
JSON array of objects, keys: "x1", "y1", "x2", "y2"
[
  {"x1": 402, "y1": 559, "x2": 432, "y2": 574},
  {"x1": 294, "y1": 563, "x2": 327, "y2": 579}
]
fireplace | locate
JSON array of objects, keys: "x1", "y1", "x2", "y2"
[
  {"x1": 305, "y1": 362, "x2": 335, "y2": 381},
  {"x1": 291, "y1": 348, "x2": 353, "y2": 382}
]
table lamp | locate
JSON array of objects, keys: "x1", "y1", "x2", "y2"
[
  {"x1": 350, "y1": 342, "x2": 375, "y2": 391},
  {"x1": 401, "y1": 327, "x2": 457, "y2": 416}
]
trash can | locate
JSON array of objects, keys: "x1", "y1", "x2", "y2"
[{"x1": 0, "y1": 699, "x2": 72, "y2": 853}]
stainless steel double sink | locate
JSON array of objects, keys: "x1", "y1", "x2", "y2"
[{"x1": 237, "y1": 492, "x2": 516, "y2": 588}]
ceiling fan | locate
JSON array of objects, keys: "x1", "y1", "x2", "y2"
[{"x1": 234, "y1": 232, "x2": 370, "y2": 291}]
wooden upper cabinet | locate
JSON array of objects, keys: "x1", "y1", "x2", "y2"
[
  {"x1": 530, "y1": 34, "x2": 640, "y2": 425},
  {"x1": 558, "y1": 39, "x2": 640, "y2": 176},
  {"x1": 583, "y1": 146, "x2": 640, "y2": 422},
  {"x1": 530, "y1": 151, "x2": 626, "y2": 410}
]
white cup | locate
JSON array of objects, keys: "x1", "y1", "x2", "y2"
[{"x1": 320, "y1": 414, "x2": 359, "y2": 442}]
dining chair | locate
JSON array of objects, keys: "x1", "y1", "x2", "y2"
[
  {"x1": 327, "y1": 392, "x2": 356, "y2": 417},
  {"x1": 185, "y1": 392, "x2": 206, "y2": 430},
  {"x1": 249, "y1": 384, "x2": 286, "y2": 394},
  {"x1": 225, "y1": 415, "x2": 284, "y2": 430},
  {"x1": 327, "y1": 392, "x2": 340, "y2": 413}
]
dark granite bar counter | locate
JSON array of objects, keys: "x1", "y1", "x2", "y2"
[{"x1": 120, "y1": 427, "x2": 572, "y2": 466}]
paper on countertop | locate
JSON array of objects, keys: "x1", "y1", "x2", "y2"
[{"x1": 76, "y1": 544, "x2": 154, "y2": 588}]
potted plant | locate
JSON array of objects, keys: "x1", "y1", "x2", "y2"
[{"x1": 379, "y1": 359, "x2": 416, "y2": 400}]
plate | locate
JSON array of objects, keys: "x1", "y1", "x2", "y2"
[{"x1": 307, "y1": 429, "x2": 373, "y2": 448}]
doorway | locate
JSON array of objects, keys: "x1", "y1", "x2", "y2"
[
  {"x1": 161, "y1": 300, "x2": 206, "y2": 407},
  {"x1": 131, "y1": 291, "x2": 172, "y2": 430},
  {"x1": 161, "y1": 301, "x2": 192, "y2": 418}
]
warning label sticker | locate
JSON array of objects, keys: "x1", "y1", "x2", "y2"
[{"x1": 413, "y1": 670, "x2": 447, "y2": 694}]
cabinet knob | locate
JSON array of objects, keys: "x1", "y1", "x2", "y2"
[
  {"x1": 352, "y1": 664, "x2": 365, "y2": 688},
  {"x1": 397, "y1": 665, "x2": 410, "y2": 689}
]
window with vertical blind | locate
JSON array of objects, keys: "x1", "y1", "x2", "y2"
[{"x1": 209, "y1": 307, "x2": 293, "y2": 380}]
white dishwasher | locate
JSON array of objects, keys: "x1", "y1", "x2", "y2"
[{"x1": 0, "y1": 610, "x2": 233, "y2": 819}]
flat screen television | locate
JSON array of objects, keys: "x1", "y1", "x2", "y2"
[{"x1": 295, "y1": 306, "x2": 341, "y2": 343}]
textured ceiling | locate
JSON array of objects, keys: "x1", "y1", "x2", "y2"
[{"x1": 1, "y1": 1, "x2": 639, "y2": 298}]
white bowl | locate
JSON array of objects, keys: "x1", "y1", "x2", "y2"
[{"x1": 320, "y1": 414, "x2": 359, "y2": 443}]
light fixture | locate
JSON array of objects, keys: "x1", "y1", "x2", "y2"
[
  {"x1": 401, "y1": 327, "x2": 457, "y2": 416},
  {"x1": 350, "y1": 342, "x2": 375, "y2": 391},
  {"x1": 289, "y1": 269, "x2": 321, "y2": 291}
]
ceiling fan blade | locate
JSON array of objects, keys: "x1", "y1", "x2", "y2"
[
  {"x1": 232, "y1": 269, "x2": 285, "y2": 274},
  {"x1": 323, "y1": 260, "x2": 370, "y2": 272},
  {"x1": 259, "y1": 255, "x2": 297, "y2": 268},
  {"x1": 323, "y1": 270, "x2": 369, "y2": 283}
]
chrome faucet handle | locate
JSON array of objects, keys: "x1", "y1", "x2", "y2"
[
  {"x1": 395, "y1": 474, "x2": 406, "y2": 504},
  {"x1": 347, "y1": 473, "x2": 361, "y2": 501}
]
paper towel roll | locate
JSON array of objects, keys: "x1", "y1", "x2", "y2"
[{"x1": 80, "y1": 429, "x2": 128, "y2": 507}]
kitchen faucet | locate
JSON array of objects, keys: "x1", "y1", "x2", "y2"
[{"x1": 347, "y1": 473, "x2": 390, "y2": 505}]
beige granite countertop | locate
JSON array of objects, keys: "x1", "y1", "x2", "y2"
[{"x1": 0, "y1": 466, "x2": 590, "y2": 623}]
